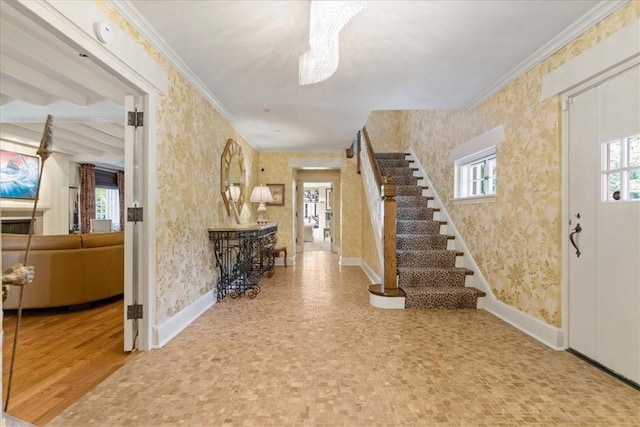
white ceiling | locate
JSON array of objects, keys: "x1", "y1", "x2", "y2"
[
  {"x1": 0, "y1": 0, "x2": 622, "y2": 163},
  {"x1": 125, "y1": 0, "x2": 608, "y2": 152},
  {"x1": 0, "y1": 1, "x2": 131, "y2": 168}
]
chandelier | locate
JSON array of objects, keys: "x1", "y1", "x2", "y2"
[{"x1": 299, "y1": 0, "x2": 366, "y2": 85}]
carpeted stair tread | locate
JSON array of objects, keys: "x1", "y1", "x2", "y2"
[
  {"x1": 397, "y1": 220, "x2": 446, "y2": 235},
  {"x1": 397, "y1": 207, "x2": 436, "y2": 221},
  {"x1": 397, "y1": 234, "x2": 451, "y2": 250},
  {"x1": 398, "y1": 266, "x2": 474, "y2": 275},
  {"x1": 374, "y1": 151, "x2": 482, "y2": 310},
  {"x1": 403, "y1": 286, "x2": 486, "y2": 309},
  {"x1": 379, "y1": 166, "x2": 416, "y2": 177},
  {"x1": 375, "y1": 153, "x2": 406, "y2": 160},
  {"x1": 396, "y1": 195, "x2": 434, "y2": 207},
  {"x1": 397, "y1": 249, "x2": 461, "y2": 268}
]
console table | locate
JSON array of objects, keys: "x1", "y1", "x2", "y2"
[{"x1": 208, "y1": 223, "x2": 277, "y2": 301}]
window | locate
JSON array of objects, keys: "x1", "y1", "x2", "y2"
[
  {"x1": 450, "y1": 125, "x2": 503, "y2": 202},
  {"x1": 455, "y1": 147, "x2": 497, "y2": 199},
  {"x1": 602, "y1": 135, "x2": 640, "y2": 201},
  {"x1": 95, "y1": 169, "x2": 120, "y2": 230}
]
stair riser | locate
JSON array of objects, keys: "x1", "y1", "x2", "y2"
[
  {"x1": 395, "y1": 186, "x2": 424, "y2": 197},
  {"x1": 398, "y1": 269, "x2": 468, "y2": 288},
  {"x1": 397, "y1": 251, "x2": 458, "y2": 268},
  {"x1": 397, "y1": 221, "x2": 443, "y2": 235},
  {"x1": 396, "y1": 196, "x2": 430, "y2": 207},
  {"x1": 377, "y1": 162, "x2": 411, "y2": 171},
  {"x1": 397, "y1": 235, "x2": 449, "y2": 250},
  {"x1": 379, "y1": 166, "x2": 414, "y2": 175},
  {"x1": 375, "y1": 153, "x2": 406, "y2": 160},
  {"x1": 405, "y1": 292, "x2": 479, "y2": 309},
  {"x1": 397, "y1": 208, "x2": 434, "y2": 221},
  {"x1": 391, "y1": 176, "x2": 419, "y2": 185}
]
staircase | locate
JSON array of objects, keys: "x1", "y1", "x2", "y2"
[{"x1": 376, "y1": 152, "x2": 485, "y2": 309}]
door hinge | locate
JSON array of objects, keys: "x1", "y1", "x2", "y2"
[
  {"x1": 127, "y1": 304, "x2": 143, "y2": 320},
  {"x1": 127, "y1": 206, "x2": 143, "y2": 223},
  {"x1": 127, "y1": 110, "x2": 144, "y2": 128}
]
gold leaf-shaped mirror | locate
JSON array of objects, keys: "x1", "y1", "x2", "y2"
[{"x1": 221, "y1": 139, "x2": 246, "y2": 219}]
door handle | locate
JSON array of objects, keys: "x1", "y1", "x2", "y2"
[{"x1": 569, "y1": 223, "x2": 582, "y2": 257}]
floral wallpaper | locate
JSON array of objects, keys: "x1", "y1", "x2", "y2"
[
  {"x1": 256, "y1": 152, "x2": 362, "y2": 261},
  {"x1": 364, "y1": 111, "x2": 403, "y2": 152},
  {"x1": 360, "y1": 192, "x2": 380, "y2": 278},
  {"x1": 368, "y1": 3, "x2": 638, "y2": 327},
  {"x1": 99, "y1": 1, "x2": 259, "y2": 324}
]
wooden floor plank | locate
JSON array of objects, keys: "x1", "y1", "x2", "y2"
[{"x1": 2, "y1": 296, "x2": 137, "y2": 426}]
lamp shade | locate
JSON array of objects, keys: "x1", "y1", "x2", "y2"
[{"x1": 250, "y1": 186, "x2": 273, "y2": 203}]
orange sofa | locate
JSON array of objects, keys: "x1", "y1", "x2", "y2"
[{"x1": 2, "y1": 232, "x2": 124, "y2": 309}]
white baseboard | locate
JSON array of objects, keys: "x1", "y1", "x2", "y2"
[
  {"x1": 484, "y1": 297, "x2": 564, "y2": 350},
  {"x1": 360, "y1": 261, "x2": 380, "y2": 284},
  {"x1": 339, "y1": 257, "x2": 361, "y2": 266},
  {"x1": 153, "y1": 290, "x2": 216, "y2": 348},
  {"x1": 406, "y1": 148, "x2": 564, "y2": 351}
]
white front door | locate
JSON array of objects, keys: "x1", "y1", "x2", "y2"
[{"x1": 568, "y1": 63, "x2": 640, "y2": 385}]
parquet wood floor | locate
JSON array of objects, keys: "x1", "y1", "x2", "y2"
[{"x1": 2, "y1": 296, "x2": 136, "y2": 426}]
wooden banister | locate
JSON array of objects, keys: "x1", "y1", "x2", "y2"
[
  {"x1": 362, "y1": 127, "x2": 382, "y2": 189},
  {"x1": 361, "y1": 127, "x2": 399, "y2": 293}
]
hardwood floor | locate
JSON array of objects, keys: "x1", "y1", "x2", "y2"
[{"x1": 2, "y1": 296, "x2": 137, "y2": 426}]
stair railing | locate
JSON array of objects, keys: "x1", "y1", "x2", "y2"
[{"x1": 360, "y1": 128, "x2": 398, "y2": 291}]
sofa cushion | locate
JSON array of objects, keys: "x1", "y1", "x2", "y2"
[
  {"x1": 82, "y1": 231, "x2": 124, "y2": 248},
  {"x1": 1, "y1": 233, "x2": 82, "y2": 251}
]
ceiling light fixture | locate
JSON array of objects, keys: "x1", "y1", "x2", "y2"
[{"x1": 299, "y1": 0, "x2": 366, "y2": 85}]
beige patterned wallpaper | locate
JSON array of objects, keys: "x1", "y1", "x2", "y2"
[
  {"x1": 365, "y1": 111, "x2": 403, "y2": 152},
  {"x1": 256, "y1": 152, "x2": 362, "y2": 261},
  {"x1": 383, "y1": 4, "x2": 637, "y2": 327},
  {"x1": 360, "y1": 193, "x2": 380, "y2": 278},
  {"x1": 100, "y1": 1, "x2": 259, "y2": 323}
]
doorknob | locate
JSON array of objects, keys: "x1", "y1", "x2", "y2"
[{"x1": 569, "y1": 223, "x2": 582, "y2": 257}]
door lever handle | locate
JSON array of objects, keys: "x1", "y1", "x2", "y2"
[{"x1": 569, "y1": 223, "x2": 582, "y2": 257}]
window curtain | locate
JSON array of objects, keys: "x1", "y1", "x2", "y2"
[
  {"x1": 117, "y1": 170, "x2": 125, "y2": 231},
  {"x1": 80, "y1": 163, "x2": 95, "y2": 234}
]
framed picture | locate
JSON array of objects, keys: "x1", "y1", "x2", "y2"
[
  {"x1": 326, "y1": 188, "x2": 332, "y2": 211},
  {"x1": 0, "y1": 150, "x2": 40, "y2": 200},
  {"x1": 266, "y1": 183, "x2": 285, "y2": 206}
]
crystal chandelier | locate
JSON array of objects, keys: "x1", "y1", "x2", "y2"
[{"x1": 299, "y1": 0, "x2": 366, "y2": 85}]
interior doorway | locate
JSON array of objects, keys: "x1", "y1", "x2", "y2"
[
  {"x1": 1, "y1": 0, "x2": 162, "y2": 420},
  {"x1": 296, "y1": 170, "x2": 341, "y2": 255},
  {"x1": 302, "y1": 182, "x2": 333, "y2": 252},
  {"x1": 566, "y1": 61, "x2": 640, "y2": 387}
]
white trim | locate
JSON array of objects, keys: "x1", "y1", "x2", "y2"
[
  {"x1": 109, "y1": 1, "x2": 258, "y2": 151},
  {"x1": 16, "y1": 0, "x2": 167, "y2": 94},
  {"x1": 465, "y1": 0, "x2": 629, "y2": 109},
  {"x1": 449, "y1": 125, "x2": 505, "y2": 163},
  {"x1": 153, "y1": 290, "x2": 216, "y2": 348},
  {"x1": 360, "y1": 261, "x2": 381, "y2": 284},
  {"x1": 339, "y1": 256, "x2": 361, "y2": 266},
  {"x1": 541, "y1": 18, "x2": 640, "y2": 101},
  {"x1": 289, "y1": 158, "x2": 347, "y2": 169},
  {"x1": 369, "y1": 293, "x2": 406, "y2": 309},
  {"x1": 15, "y1": 0, "x2": 164, "y2": 351},
  {"x1": 560, "y1": 58, "x2": 640, "y2": 352},
  {"x1": 483, "y1": 299, "x2": 564, "y2": 350},
  {"x1": 110, "y1": 1, "x2": 220, "y2": 112},
  {"x1": 452, "y1": 195, "x2": 496, "y2": 205}
]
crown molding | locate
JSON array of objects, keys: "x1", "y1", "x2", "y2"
[
  {"x1": 108, "y1": 1, "x2": 257, "y2": 150},
  {"x1": 464, "y1": 0, "x2": 629, "y2": 110}
]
